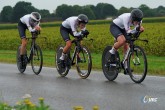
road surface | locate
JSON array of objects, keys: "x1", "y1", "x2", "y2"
[{"x1": 0, "y1": 63, "x2": 164, "y2": 110}]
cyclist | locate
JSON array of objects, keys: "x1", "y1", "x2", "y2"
[
  {"x1": 59, "y1": 14, "x2": 89, "y2": 68},
  {"x1": 109, "y1": 8, "x2": 144, "y2": 73},
  {"x1": 18, "y1": 12, "x2": 41, "y2": 68}
]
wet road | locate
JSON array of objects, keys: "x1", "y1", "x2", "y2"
[{"x1": 0, "y1": 63, "x2": 165, "y2": 110}]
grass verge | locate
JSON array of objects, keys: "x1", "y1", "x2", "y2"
[{"x1": 0, "y1": 50, "x2": 164, "y2": 76}]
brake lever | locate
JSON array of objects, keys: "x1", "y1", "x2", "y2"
[{"x1": 138, "y1": 39, "x2": 149, "y2": 43}]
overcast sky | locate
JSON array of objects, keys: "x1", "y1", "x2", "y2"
[{"x1": 0, "y1": 0, "x2": 165, "y2": 13}]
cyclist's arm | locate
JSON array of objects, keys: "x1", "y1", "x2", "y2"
[
  {"x1": 25, "y1": 21, "x2": 36, "y2": 32},
  {"x1": 28, "y1": 26, "x2": 36, "y2": 32},
  {"x1": 129, "y1": 21, "x2": 143, "y2": 34},
  {"x1": 72, "y1": 31, "x2": 81, "y2": 37},
  {"x1": 70, "y1": 21, "x2": 82, "y2": 37},
  {"x1": 81, "y1": 27, "x2": 86, "y2": 31},
  {"x1": 123, "y1": 16, "x2": 132, "y2": 34},
  {"x1": 72, "y1": 28, "x2": 86, "y2": 37},
  {"x1": 25, "y1": 19, "x2": 38, "y2": 32}
]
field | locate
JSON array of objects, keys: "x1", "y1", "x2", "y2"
[
  {"x1": 0, "y1": 22, "x2": 165, "y2": 55},
  {"x1": 0, "y1": 20, "x2": 165, "y2": 75}
]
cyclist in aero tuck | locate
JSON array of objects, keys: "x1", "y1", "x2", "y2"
[
  {"x1": 109, "y1": 8, "x2": 144, "y2": 73},
  {"x1": 18, "y1": 12, "x2": 41, "y2": 68},
  {"x1": 59, "y1": 14, "x2": 89, "y2": 68}
]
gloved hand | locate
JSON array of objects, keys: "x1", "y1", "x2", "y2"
[
  {"x1": 35, "y1": 25, "x2": 41, "y2": 31},
  {"x1": 81, "y1": 30, "x2": 89, "y2": 36}
]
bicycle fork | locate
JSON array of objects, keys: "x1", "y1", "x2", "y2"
[
  {"x1": 121, "y1": 47, "x2": 131, "y2": 74},
  {"x1": 132, "y1": 49, "x2": 141, "y2": 66},
  {"x1": 122, "y1": 47, "x2": 141, "y2": 74}
]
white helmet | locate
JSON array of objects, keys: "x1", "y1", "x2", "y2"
[
  {"x1": 131, "y1": 9, "x2": 143, "y2": 22},
  {"x1": 78, "y1": 14, "x2": 88, "y2": 24},
  {"x1": 30, "y1": 12, "x2": 41, "y2": 22}
]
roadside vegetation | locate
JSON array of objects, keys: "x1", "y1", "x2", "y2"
[{"x1": 0, "y1": 19, "x2": 165, "y2": 75}]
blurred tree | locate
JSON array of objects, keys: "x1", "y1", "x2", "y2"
[
  {"x1": 118, "y1": 7, "x2": 131, "y2": 15},
  {"x1": 139, "y1": 4, "x2": 152, "y2": 17},
  {"x1": 155, "y1": 6, "x2": 165, "y2": 16},
  {"x1": 56, "y1": 4, "x2": 74, "y2": 20},
  {"x1": 95, "y1": 3, "x2": 106, "y2": 19},
  {"x1": 11, "y1": 1, "x2": 37, "y2": 22},
  {"x1": 1, "y1": 2, "x2": 165, "y2": 23},
  {"x1": 0, "y1": 6, "x2": 13, "y2": 22},
  {"x1": 81, "y1": 6, "x2": 96, "y2": 20},
  {"x1": 101, "y1": 4, "x2": 117, "y2": 18},
  {"x1": 72, "y1": 5, "x2": 82, "y2": 16},
  {"x1": 39, "y1": 9, "x2": 50, "y2": 18},
  {"x1": 85, "y1": 5, "x2": 97, "y2": 19}
]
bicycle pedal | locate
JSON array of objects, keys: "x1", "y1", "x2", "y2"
[
  {"x1": 105, "y1": 62, "x2": 116, "y2": 68},
  {"x1": 72, "y1": 62, "x2": 75, "y2": 65},
  {"x1": 78, "y1": 60, "x2": 84, "y2": 63},
  {"x1": 110, "y1": 64, "x2": 116, "y2": 67},
  {"x1": 121, "y1": 62, "x2": 124, "y2": 69},
  {"x1": 134, "y1": 63, "x2": 140, "y2": 66},
  {"x1": 124, "y1": 70, "x2": 128, "y2": 75}
]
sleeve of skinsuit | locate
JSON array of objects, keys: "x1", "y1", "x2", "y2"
[
  {"x1": 123, "y1": 15, "x2": 131, "y2": 33},
  {"x1": 129, "y1": 21, "x2": 142, "y2": 34},
  {"x1": 23, "y1": 16, "x2": 36, "y2": 32},
  {"x1": 70, "y1": 19, "x2": 82, "y2": 37},
  {"x1": 73, "y1": 27, "x2": 86, "y2": 36},
  {"x1": 81, "y1": 27, "x2": 86, "y2": 31}
]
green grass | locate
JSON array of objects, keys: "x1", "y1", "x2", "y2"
[
  {"x1": 0, "y1": 22, "x2": 165, "y2": 56},
  {"x1": 0, "y1": 50, "x2": 164, "y2": 76}
]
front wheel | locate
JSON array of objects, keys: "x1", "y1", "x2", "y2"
[
  {"x1": 102, "y1": 46, "x2": 119, "y2": 81},
  {"x1": 55, "y1": 45, "x2": 69, "y2": 77},
  {"x1": 128, "y1": 46, "x2": 147, "y2": 83},
  {"x1": 76, "y1": 46, "x2": 92, "y2": 79},
  {"x1": 16, "y1": 46, "x2": 26, "y2": 73},
  {"x1": 31, "y1": 44, "x2": 43, "y2": 75}
]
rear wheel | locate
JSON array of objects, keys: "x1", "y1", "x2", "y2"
[
  {"x1": 55, "y1": 45, "x2": 69, "y2": 77},
  {"x1": 102, "y1": 46, "x2": 119, "y2": 81},
  {"x1": 31, "y1": 45, "x2": 43, "y2": 75},
  {"x1": 76, "y1": 46, "x2": 92, "y2": 79},
  {"x1": 128, "y1": 46, "x2": 147, "y2": 83},
  {"x1": 16, "y1": 46, "x2": 26, "y2": 73}
]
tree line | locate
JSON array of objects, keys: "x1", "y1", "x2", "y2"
[{"x1": 0, "y1": 1, "x2": 165, "y2": 23}]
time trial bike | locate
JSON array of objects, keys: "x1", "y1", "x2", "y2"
[
  {"x1": 102, "y1": 25, "x2": 148, "y2": 83},
  {"x1": 55, "y1": 35, "x2": 92, "y2": 79},
  {"x1": 16, "y1": 31, "x2": 43, "y2": 75}
]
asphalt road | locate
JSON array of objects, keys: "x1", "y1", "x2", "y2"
[{"x1": 0, "y1": 63, "x2": 165, "y2": 110}]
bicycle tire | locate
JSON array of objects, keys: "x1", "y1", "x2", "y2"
[
  {"x1": 16, "y1": 46, "x2": 26, "y2": 73},
  {"x1": 76, "y1": 45, "x2": 92, "y2": 79},
  {"x1": 55, "y1": 45, "x2": 69, "y2": 77},
  {"x1": 128, "y1": 46, "x2": 147, "y2": 83},
  {"x1": 31, "y1": 44, "x2": 43, "y2": 75},
  {"x1": 102, "y1": 46, "x2": 118, "y2": 81}
]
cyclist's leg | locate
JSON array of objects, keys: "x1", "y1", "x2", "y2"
[
  {"x1": 59, "y1": 25, "x2": 72, "y2": 67},
  {"x1": 20, "y1": 39, "x2": 27, "y2": 56},
  {"x1": 122, "y1": 29, "x2": 129, "y2": 55},
  {"x1": 18, "y1": 21, "x2": 28, "y2": 67},
  {"x1": 109, "y1": 22, "x2": 126, "y2": 65},
  {"x1": 122, "y1": 43, "x2": 130, "y2": 74}
]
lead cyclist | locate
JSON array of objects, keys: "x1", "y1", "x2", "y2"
[{"x1": 109, "y1": 8, "x2": 145, "y2": 73}]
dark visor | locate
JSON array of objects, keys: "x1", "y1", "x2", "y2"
[{"x1": 132, "y1": 17, "x2": 142, "y2": 22}]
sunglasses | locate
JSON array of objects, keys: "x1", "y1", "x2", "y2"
[
  {"x1": 31, "y1": 19, "x2": 39, "y2": 23},
  {"x1": 132, "y1": 17, "x2": 142, "y2": 22}
]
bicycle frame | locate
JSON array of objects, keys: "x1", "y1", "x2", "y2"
[
  {"x1": 121, "y1": 31, "x2": 148, "y2": 69},
  {"x1": 102, "y1": 23, "x2": 148, "y2": 83},
  {"x1": 26, "y1": 32, "x2": 38, "y2": 63},
  {"x1": 69, "y1": 38, "x2": 85, "y2": 66}
]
